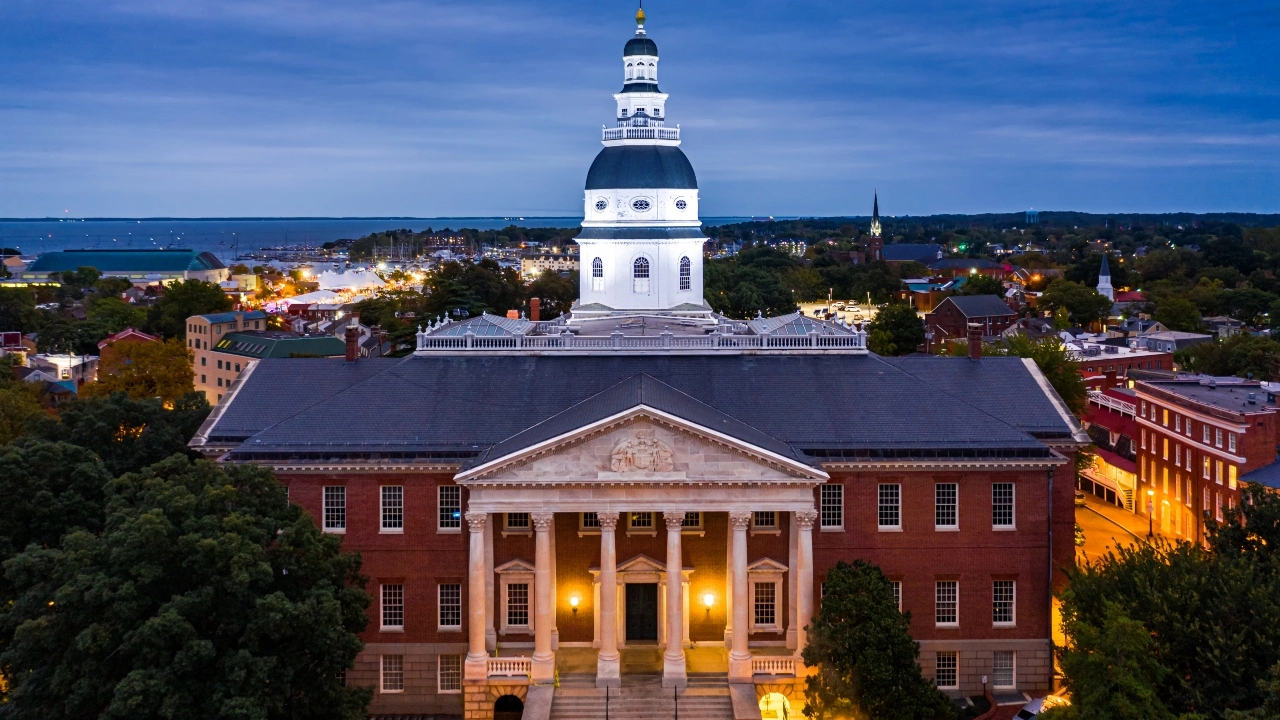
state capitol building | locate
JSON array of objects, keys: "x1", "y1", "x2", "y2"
[{"x1": 193, "y1": 8, "x2": 1086, "y2": 719}]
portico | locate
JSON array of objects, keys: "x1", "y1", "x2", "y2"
[{"x1": 454, "y1": 385, "x2": 827, "y2": 690}]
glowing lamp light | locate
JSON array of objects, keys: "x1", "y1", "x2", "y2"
[
  {"x1": 703, "y1": 592, "x2": 715, "y2": 609},
  {"x1": 569, "y1": 595, "x2": 580, "y2": 613}
]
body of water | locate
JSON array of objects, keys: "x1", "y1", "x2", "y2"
[{"x1": 0, "y1": 217, "x2": 759, "y2": 262}]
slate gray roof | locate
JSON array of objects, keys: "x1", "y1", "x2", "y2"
[
  {"x1": 470, "y1": 374, "x2": 812, "y2": 469},
  {"x1": 586, "y1": 145, "x2": 697, "y2": 190},
  {"x1": 26, "y1": 249, "x2": 225, "y2": 274},
  {"x1": 940, "y1": 295, "x2": 1017, "y2": 318},
  {"x1": 207, "y1": 354, "x2": 1079, "y2": 464},
  {"x1": 881, "y1": 244, "x2": 943, "y2": 263},
  {"x1": 1242, "y1": 463, "x2": 1280, "y2": 490},
  {"x1": 624, "y1": 36, "x2": 658, "y2": 57}
]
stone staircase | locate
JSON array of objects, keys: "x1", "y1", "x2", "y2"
[{"x1": 551, "y1": 673, "x2": 735, "y2": 720}]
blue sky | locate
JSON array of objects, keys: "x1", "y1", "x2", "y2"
[{"x1": 1, "y1": 0, "x2": 1277, "y2": 218}]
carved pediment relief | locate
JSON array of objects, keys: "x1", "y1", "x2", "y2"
[{"x1": 610, "y1": 430, "x2": 674, "y2": 473}]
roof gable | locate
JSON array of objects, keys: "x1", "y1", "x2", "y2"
[{"x1": 942, "y1": 295, "x2": 1016, "y2": 318}]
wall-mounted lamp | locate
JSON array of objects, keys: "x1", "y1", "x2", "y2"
[
  {"x1": 569, "y1": 595, "x2": 580, "y2": 615},
  {"x1": 703, "y1": 592, "x2": 715, "y2": 616}
]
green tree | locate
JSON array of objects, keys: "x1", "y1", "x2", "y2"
[
  {"x1": 1155, "y1": 297, "x2": 1204, "y2": 332},
  {"x1": 1039, "y1": 280, "x2": 1113, "y2": 326},
  {"x1": 145, "y1": 279, "x2": 233, "y2": 340},
  {"x1": 1176, "y1": 334, "x2": 1280, "y2": 381},
  {"x1": 1043, "y1": 603, "x2": 1175, "y2": 720},
  {"x1": 802, "y1": 560, "x2": 956, "y2": 720},
  {"x1": 867, "y1": 303, "x2": 924, "y2": 356},
  {"x1": 0, "y1": 455, "x2": 372, "y2": 720},
  {"x1": 0, "y1": 287, "x2": 39, "y2": 333},
  {"x1": 527, "y1": 269, "x2": 579, "y2": 319},
  {"x1": 956, "y1": 274, "x2": 1004, "y2": 296},
  {"x1": 28, "y1": 392, "x2": 211, "y2": 476},
  {"x1": 0, "y1": 356, "x2": 44, "y2": 444},
  {"x1": 86, "y1": 295, "x2": 148, "y2": 334},
  {"x1": 0, "y1": 440, "x2": 112, "y2": 570},
  {"x1": 1004, "y1": 334, "x2": 1088, "y2": 414},
  {"x1": 82, "y1": 338, "x2": 195, "y2": 405}
]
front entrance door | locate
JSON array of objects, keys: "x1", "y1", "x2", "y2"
[{"x1": 625, "y1": 583, "x2": 659, "y2": 642}]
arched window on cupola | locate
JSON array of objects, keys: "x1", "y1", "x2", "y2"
[
  {"x1": 679, "y1": 256, "x2": 691, "y2": 291},
  {"x1": 592, "y1": 258, "x2": 604, "y2": 291},
  {"x1": 626, "y1": 62, "x2": 634, "y2": 80},
  {"x1": 632, "y1": 257, "x2": 650, "y2": 293}
]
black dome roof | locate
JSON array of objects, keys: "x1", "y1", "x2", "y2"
[
  {"x1": 624, "y1": 36, "x2": 658, "y2": 57},
  {"x1": 585, "y1": 145, "x2": 697, "y2": 190}
]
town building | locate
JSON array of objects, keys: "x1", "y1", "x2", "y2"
[
  {"x1": 924, "y1": 295, "x2": 1017, "y2": 353},
  {"x1": 1081, "y1": 388, "x2": 1139, "y2": 509},
  {"x1": 867, "y1": 192, "x2": 883, "y2": 262},
  {"x1": 881, "y1": 244, "x2": 944, "y2": 266},
  {"x1": 188, "y1": 310, "x2": 346, "y2": 403},
  {"x1": 97, "y1": 327, "x2": 159, "y2": 351},
  {"x1": 1067, "y1": 339, "x2": 1174, "y2": 384},
  {"x1": 191, "y1": 9, "x2": 1087, "y2": 719},
  {"x1": 1137, "y1": 331, "x2": 1213, "y2": 354},
  {"x1": 521, "y1": 254, "x2": 580, "y2": 280},
  {"x1": 927, "y1": 258, "x2": 1010, "y2": 279},
  {"x1": 15, "y1": 249, "x2": 229, "y2": 285},
  {"x1": 1134, "y1": 377, "x2": 1279, "y2": 542}
]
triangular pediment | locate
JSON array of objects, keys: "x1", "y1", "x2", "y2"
[
  {"x1": 455, "y1": 374, "x2": 827, "y2": 485},
  {"x1": 617, "y1": 554, "x2": 666, "y2": 574},
  {"x1": 495, "y1": 559, "x2": 535, "y2": 574},
  {"x1": 747, "y1": 557, "x2": 789, "y2": 574}
]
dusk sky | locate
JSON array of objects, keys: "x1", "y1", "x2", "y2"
[{"x1": 1, "y1": 0, "x2": 1277, "y2": 218}]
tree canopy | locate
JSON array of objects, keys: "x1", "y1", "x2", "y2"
[
  {"x1": 867, "y1": 303, "x2": 925, "y2": 356},
  {"x1": 145, "y1": 279, "x2": 233, "y2": 340},
  {"x1": 83, "y1": 338, "x2": 195, "y2": 405},
  {"x1": 802, "y1": 560, "x2": 957, "y2": 720},
  {"x1": 0, "y1": 455, "x2": 372, "y2": 720},
  {"x1": 1039, "y1": 280, "x2": 1113, "y2": 326}
]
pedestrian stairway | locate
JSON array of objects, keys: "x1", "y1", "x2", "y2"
[{"x1": 550, "y1": 672, "x2": 735, "y2": 720}]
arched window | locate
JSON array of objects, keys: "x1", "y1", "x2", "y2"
[
  {"x1": 626, "y1": 62, "x2": 633, "y2": 80},
  {"x1": 632, "y1": 257, "x2": 650, "y2": 293},
  {"x1": 679, "y1": 256, "x2": 691, "y2": 290},
  {"x1": 591, "y1": 257, "x2": 604, "y2": 291}
]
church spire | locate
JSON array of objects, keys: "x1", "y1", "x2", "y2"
[
  {"x1": 870, "y1": 190, "x2": 882, "y2": 239},
  {"x1": 1096, "y1": 254, "x2": 1114, "y2": 301},
  {"x1": 635, "y1": 2, "x2": 646, "y2": 34}
]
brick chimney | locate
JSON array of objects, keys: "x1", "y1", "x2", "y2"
[
  {"x1": 967, "y1": 323, "x2": 983, "y2": 360},
  {"x1": 530, "y1": 297, "x2": 541, "y2": 322},
  {"x1": 344, "y1": 316, "x2": 359, "y2": 362}
]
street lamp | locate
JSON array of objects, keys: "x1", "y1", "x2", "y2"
[{"x1": 1147, "y1": 490, "x2": 1155, "y2": 539}]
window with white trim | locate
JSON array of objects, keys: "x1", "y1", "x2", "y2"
[
  {"x1": 591, "y1": 258, "x2": 604, "y2": 291},
  {"x1": 323, "y1": 486, "x2": 346, "y2": 532},
  {"x1": 935, "y1": 483, "x2": 958, "y2": 530},
  {"x1": 993, "y1": 650, "x2": 1015, "y2": 688},
  {"x1": 820, "y1": 483, "x2": 843, "y2": 529},
  {"x1": 506, "y1": 583, "x2": 530, "y2": 628},
  {"x1": 438, "y1": 485, "x2": 461, "y2": 531},
  {"x1": 1176, "y1": 415, "x2": 1182, "y2": 432},
  {"x1": 752, "y1": 511, "x2": 777, "y2": 529},
  {"x1": 1229, "y1": 433, "x2": 1237, "y2": 453},
  {"x1": 506, "y1": 513, "x2": 530, "y2": 531},
  {"x1": 992, "y1": 483, "x2": 1015, "y2": 528},
  {"x1": 581, "y1": 512, "x2": 601, "y2": 529},
  {"x1": 891, "y1": 581, "x2": 902, "y2": 611},
  {"x1": 381, "y1": 584, "x2": 404, "y2": 630},
  {"x1": 935, "y1": 581, "x2": 958, "y2": 626},
  {"x1": 438, "y1": 655, "x2": 462, "y2": 693},
  {"x1": 753, "y1": 582, "x2": 776, "y2": 629},
  {"x1": 682, "y1": 511, "x2": 702, "y2": 528},
  {"x1": 1215, "y1": 428, "x2": 1223, "y2": 448},
  {"x1": 439, "y1": 583, "x2": 461, "y2": 629},
  {"x1": 935, "y1": 651, "x2": 958, "y2": 689},
  {"x1": 1230, "y1": 464, "x2": 1238, "y2": 490},
  {"x1": 1203, "y1": 456, "x2": 1211, "y2": 479},
  {"x1": 632, "y1": 257, "x2": 650, "y2": 293},
  {"x1": 1203, "y1": 425, "x2": 1210, "y2": 444},
  {"x1": 1216, "y1": 460, "x2": 1224, "y2": 485},
  {"x1": 629, "y1": 511, "x2": 653, "y2": 530},
  {"x1": 993, "y1": 580, "x2": 1015, "y2": 625},
  {"x1": 1216, "y1": 492, "x2": 1224, "y2": 521},
  {"x1": 678, "y1": 256, "x2": 691, "y2": 291},
  {"x1": 878, "y1": 484, "x2": 901, "y2": 530},
  {"x1": 381, "y1": 655, "x2": 404, "y2": 692},
  {"x1": 381, "y1": 486, "x2": 404, "y2": 533}
]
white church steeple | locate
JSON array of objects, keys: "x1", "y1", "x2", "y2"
[{"x1": 1096, "y1": 254, "x2": 1114, "y2": 301}]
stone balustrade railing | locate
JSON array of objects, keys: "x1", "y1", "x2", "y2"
[
  {"x1": 416, "y1": 329, "x2": 868, "y2": 355},
  {"x1": 487, "y1": 657, "x2": 532, "y2": 677},
  {"x1": 751, "y1": 656, "x2": 797, "y2": 676}
]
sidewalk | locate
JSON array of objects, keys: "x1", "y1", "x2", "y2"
[{"x1": 1075, "y1": 493, "x2": 1156, "y2": 564}]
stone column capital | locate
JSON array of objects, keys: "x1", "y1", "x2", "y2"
[
  {"x1": 597, "y1": 512, "x2": 620, "y2": 531},
  {"x1": 795, "y1": 509, "x2": 819, "y2": 530},
  {"x1": 531, "y1": 512, "x2": 555, "y2": 531},
  {"x1": 729, "y1": 511, "x2": 752, "y2": 530},
  {"x1": 465, "y1": 512, "x2": 487, "y2": 532},
  {"x1": 662, "y1": 511, "x2": 687, "y2": 530}
]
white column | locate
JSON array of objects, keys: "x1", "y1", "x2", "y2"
[
  {"x1": 795, "y1": 509, "x2": 818, "y2": 661},
  {"x1": 725, "y1": 518, "x2": 733, "y2": 647},
  {"x1": 597, "y1": 512, "x2": 621, "y2": 688},
  {"x1": 662, "y1": 512, "x2": 687, "y2": 689},
  {"x1": 550, "y1": 513, "x2": 559, "y2": 651},
  {"x1": 531, "y1": 512, "x2": 555, "y2": 683},
  {"x1": 728, "y1": 511, "x2": 753, "y2": 683},
  {"x1": 787, "y1": 512, "x2": 798, "y2": 650},
  {"x1": 484, "y1": 514, "x2": 496, "y2": 651},
  {"x1": 464, "y1": 511, "x2": 489, "y2": 681}
]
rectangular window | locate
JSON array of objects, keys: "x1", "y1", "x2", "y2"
[
  {"x1": 820, "y1": 483, "x2": 844, "y2": 529},
  {"x1": 1204, "y1": 487, "x2": 1210, "y2": 512},
  {"x1": 892, "y1": 581, "x2": 902, "y2": 611},
  {"x1": 217, "y1": 377, "x2": 223, "y2": 387},
  {"x1": 1216, "y1": 460, "x2": 1223, "y2": 485},
  {"x1": 1216, "y1": 492, "x2": 1224, "y2": 522},
  {"x1": 1203, "y1": 456, "x2": 1211, "y2": 479},
  {"x1": 381, "y1": 486, "x2": 404, "y2": 532},
  {"x1": 217, "y1": 359, "x2": 223, "y2": 369},
  {"x1": 1230, "y1": 464, "x2": 1238, "y2": 490},
  {"x1": 438, "y1": 655, "x2": 462, "y2": 693},
  {"x1": 381, "y1": 655, "x2": 404, "y2": 693},
  {"x1": 381, "y1": 584, "x2": 404, "y2": 630},
  {"x1": 1229, "y1": 433, "x2": 1237, "y2": 453},
  {"x1": 1186, "y1": 422, "x2": 1192, "y2": 438},
  {"x1": 878, "y1": 484, "x2": 901, "y2": 530},
  {"x1": 439, "y1": 583, "x2": 462, "y2": 629},
  {"x1": 1162, "y1": 438, "x2": 1168, "y2": 460},
  {"x1": 1175, "y1": 445, "x2": 1181, "y2": 465},
  {"x1": 506, "y1": 513, "x2": 530, "y2": 530},
  {"x1": 993, "y1": 651, "x2": 1015, "y2": 688},
  {"x1": 581, "y1": 512, "x2": 600, "y2": 529},
  {"x1": 506, "y1": 583, "x2": 530, "y2": 627},
  {"x1": 935, "y1": 483, "x2": 958, "y2": 530},
  {"x1": 234, "y1": 363, "x2": 240, "y2": 372},
  {"x1": 1204, "y1": 425, "x2": 1210, "y2": 444},
  {"x1": 935, "y1": 651, "x2": 958, "y2": 689},
  {"x1": 1163, "y1": 408, "x2": 1169, "y2": 426},
  {"x1": 992, "y1": 483, "x2": 1015, "y2": 528},
  {"x1": 1141, "y1": 400, "x2": 1147, "y2": 416},
  {"x1": 682, "y1": 511, "x2": 702, "y2": 528},
  {"x1": 1215, "y1": 428, "x2": 1223, "y2": 448},
  {"x1": 1141, "y1": 428, "x2": 1146, "y2": 449},
  {"x1": 935, "y1": 581, "x2": 958, "y2": 626},
  {"x1": 438, "y1": 485, "x2": 461, "y2": 530},
  {"x1": 993, "y1": 580, "x2": 1015, "y2": 625},
  {"x1": 323, "y1": 486, "x2": 346, "y2": 531},
  {"x1": 753, "y1": 582, "x2": 776, "y2": 627},
  {"x1": 629, "y1": 511, "x2": 653, "y2": 529},
  {"x1": 1176, "y1": 415, "x2": 1181, "y2": 432},
  {"x1": 752, "y1": 511, "x2": 777, "y2": 529}
]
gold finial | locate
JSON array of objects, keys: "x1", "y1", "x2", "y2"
[{"x1": 636, "y1": 4, "x2": 645, "y2": 25}]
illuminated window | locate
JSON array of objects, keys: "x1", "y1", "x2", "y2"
[
  {"x1": 1216, "y1": 460, "x2": 1223, "y2": 485},
  {"x1": 1229, "y1": 465, "x2": 1237, "y2": 489},
  {"x1": 629, "y1": 512, "x2": 654, "y2": 530},
  {"x1": 1163, "y1": 409, "x2": 1169, "y2": 427},
  {"x1": 438, "y1": 486, "x2": 461, "y2": 531}
]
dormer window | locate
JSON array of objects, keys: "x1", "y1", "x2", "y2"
[
  {"x1": 620, "y1": 109, "x2": 628, "y2": 118},
  {"x1": 652, "y1": 108, "x2": 660, "y2": 116}
]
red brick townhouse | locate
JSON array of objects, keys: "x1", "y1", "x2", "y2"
[
  {"x1": 1133, "y1": 377, "x2": 1280, "y2": 543},
  {"x1": 925, "y1": 295, "x2": 1018, "y2": 353},
  {"x1": 193, "y1": 339, "x2": 1085, "y2": 719}
]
